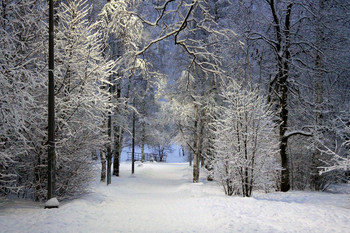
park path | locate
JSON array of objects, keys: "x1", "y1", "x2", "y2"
[
  {"x1": 1, "y1": 162, "x2": 349, "y2": 233},
  {"x1": 0, "y1": 163, "x2": 225, "y2": 233}
]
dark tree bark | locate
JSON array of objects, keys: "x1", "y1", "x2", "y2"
[
  {"x1": 100, "y1": 150, "x2": 106, "y2": 183},
  {"x1": 113, "y1": 130, "x2": 121, "y2": 177},
  {"x1": 131, "y1": 99, "x2": 135, "y2": 175},
  {"x1": 266, "y1": 1, "x2": 293, "y2": 192},
  {"x1": 141, "y1": 122, "x2": 146, "y2": 163},
  {"x1": 141, "y1": 100, "x2": 146, "y2": 163},
  {"x1": 193, "y1": 104, "x2": 200, "y2": 183},
  {"x1": 113, "y1": 83, "x2": 122, "y2": 176},
  {"x1": 107, "y1": 77, "x2": 112, "y2": 185},
  {"x1": 310, "y1": 0, "x2": 326, "y2": 191},
  {"x1": 113, "y1": 76, "x2": 132, "y2": 176}
]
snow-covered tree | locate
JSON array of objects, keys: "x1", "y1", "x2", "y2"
[
  {"x1": 212, "y1": 78, "x2": 280, "y2": 196},
  {"x1": 166, "y1": 69, "x2": 203, "y2": 182},
  {"x1": 0, "y1": 0, "x2": 115, "y2": 201},
  {"x1": 146, "y1": 101, "x2": 176, "y2": 162},
  {"x1": 50, "y1": 0, "x2": 114, "y2": 199},
  {"x1": 0, "y1": 0, "x2": 47, "y2": 198},
  {"x1": 319, "y1": 145, "x2": 350, "y2": 177},
  {"x1": 319, "y1": 109, "x2": 350, "y2": 181},
  {"x1": 98, "y1": 0, "x2": 144, "y2": 178}
]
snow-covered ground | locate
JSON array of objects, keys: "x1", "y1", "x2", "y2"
[{"x1": 1, "y1": 162, "x2": 349, "y2": 233}]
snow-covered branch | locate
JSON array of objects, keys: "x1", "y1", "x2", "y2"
[{"x1": 283, "y1": 130, "x2": 313, "y2": 140}]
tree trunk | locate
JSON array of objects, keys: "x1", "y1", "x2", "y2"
[
  {"x1": 193, "y1": 106, "x2": 200, "y2": 183},
  {"x1": 106, "y1": 0, "x2": 117, "y2": 181},
  {"x1": 113, "y1": 75, "x2": 132, "y2": 175},
  {"x1": 193, "y1": 150, "x2": 200, "y2": 182},
  {"x1": 107, "y1": 76, "x2": 112, "y2": 185},
  {"x1": 267, "y1": 1, "x2": 293, "y2": 192},
  {"x1": 243, "y1": 116, "x2": 250, "y2": 197},
  {"x1": 141, "y1": 121, "x2": 145, "y2": 163},
  {"x1": 131, "y1": 99, "x2": 135, "y2": 174},
  {"x1": 113, "y1": 82, "x2": 122, "y2": 177},
  {"x1": 192, "y1": 62, "x2": 201, "y2": 182},
  {"x1": 100, "y1": 150, "x2": 106, "y2": 183},
  {"x1": 280, "y1": 4, "x2": 292, "y2": 192},
  {"x1": 189, "y1": 151, "x2": 193, "y2": 166},
  {"x1": 106, "y1": 140, "x2": 112, "y2": 185},
  {"x1": 34, "y1": 153, "x2": 44, "y2": 201},
  {"x1": 198, "y1": 121, "x2": 204, "y2": 168},
  {"x1": 311, "y1": 0, "x2": 325, "y2": 191},
  {"x1": 279, "y1": 53, "x2": 291, "y2": 192},
  {"x1": 192, "y1": 117, "x2": 199, "y2": 182},
  {"x1": 113, "y1": 131, "x2": 121, "y2": 177},
  {"x1": 205, "y1": 148, "x2": 214, "y2": 181},
  {"x1": 280, "y1": 123, "x2": 290, "y2": 192},
  {"x1": 226, "y1": 160, "x2": 233, "y2": 196},
  {"x1": 101, "y1": 116, "x2": 107, "y2": 182}
]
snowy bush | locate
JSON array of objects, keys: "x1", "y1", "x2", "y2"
[
  {"x1": 50, "y1": 0, "x2": 114, "y2": 200},
  {"x1": 319, "y1": 112, "x2": 350, "y2": 182},
  {"x1": 0, "y1": 0, "x2": 48, "y2": 197},
  {"x1": 1, "y1": 0, "x2": 114, "y2": 201},
  {"x1": 212, "y1": 78, "x2": 280, "y2": 196}
]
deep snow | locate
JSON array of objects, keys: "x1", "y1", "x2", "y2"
[{"x1": 0, "y1": 162, "x2": 349, "y2": 233}]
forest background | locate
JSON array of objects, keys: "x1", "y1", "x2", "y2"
[{"x1": 0, "y1": 0, "x2": 349, "y2": 201}]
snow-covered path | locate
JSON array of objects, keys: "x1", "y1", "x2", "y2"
[{"x1": 1, "y1": 162, "x2": 349, "y2": 233}]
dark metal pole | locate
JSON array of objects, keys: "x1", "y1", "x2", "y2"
[
  {"x1": 131, "y1": 99, "x2": 135, "y2": 174},
  {"x1": 48, "y1": 0, "x2": 55, "y2": 200}
]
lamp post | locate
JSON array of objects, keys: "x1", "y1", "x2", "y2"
[{"x1": 45, "y1": 0, "x2": 58, "y2": 208}]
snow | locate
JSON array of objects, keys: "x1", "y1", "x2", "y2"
[
  {"x1": 1, "y1": 162, "x2": 349, "y2": 233},
  {"x1": 44, "y1": 198, "x2": 59, "y2": 208}
]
